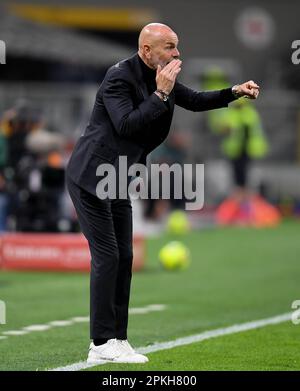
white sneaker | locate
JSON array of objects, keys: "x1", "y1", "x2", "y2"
[
  {"x1": 116, "y1": 339, "x2": 149, "y2": 363},
  {"x1": 87, "y1": 339, "x2": 148, "y2": 364}
]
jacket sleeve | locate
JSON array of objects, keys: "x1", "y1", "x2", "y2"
[
  {"x1": 174, "y1": 82, "x2": 237, "y2": 112},
  {"x1": 102, "y1": 68, "x2": 169, "y2": 139}
]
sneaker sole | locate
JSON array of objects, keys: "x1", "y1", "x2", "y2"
[
  {"x1": 114, "y1": 357, "x2": 149, "y2": 364},
  {"x1": 87, "y1": 357, "x2": 149, "y2": 364}
]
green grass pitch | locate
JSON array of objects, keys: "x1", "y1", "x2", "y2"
[{"x1": 0, "y1": 220, "x2": 299, "y2": 371}]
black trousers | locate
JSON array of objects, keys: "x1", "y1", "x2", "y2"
[
  {"x1": 66, "y1": 176, "x2": 133, "y2": 340},
  {"x1": 231, "y1": 154, "x2": 250, "y2": 187}
]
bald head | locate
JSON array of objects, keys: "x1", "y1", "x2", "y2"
[
  {"x1": 138, "y1": 23, "x2": 180, "y2": 69},
  {"x1": 138, "y1": 23, "x2": 175, "y2": 49}
]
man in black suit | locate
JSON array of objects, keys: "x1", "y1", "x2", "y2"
[{"x1": 66, "y1": 23, "x2": 259, "y2": 364}]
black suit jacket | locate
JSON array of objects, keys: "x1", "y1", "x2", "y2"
[{"x1": 66, "y1": 53, "x2": 236, "y2": 196}]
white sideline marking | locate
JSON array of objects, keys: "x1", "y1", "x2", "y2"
[
  {"x1": 129, "y1": 305, "x2": 166, "y2": 314},
  {"x1": 71, "y1": 317, "x2": 89, "y2": 323},
  {"x1": 2, "y1": 330, "x2": 29, "y2": 336},
  {"x1": 50, "y1": 312, "x2": 292, "y2": 371},
  {"x1": 0, "y1": 304, "x2": 167, "y2": 341},
  {"x1": 48, "y1": 321, "x2": 74, "y2": 327},
  {"x1": 23, "y1": 325, "x2": 51, "y2": 332}
]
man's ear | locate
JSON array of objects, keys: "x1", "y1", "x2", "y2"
[{"x1": 144, "y1": 45, "x2": 151, "y2": 58}]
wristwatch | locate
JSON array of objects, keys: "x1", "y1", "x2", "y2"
[
  {"x1": 155, "y1": 89, "x2": 169, "y2": 102},
  {"x1": 232, "y1": 85, "x2": 241, "y2": 99}
]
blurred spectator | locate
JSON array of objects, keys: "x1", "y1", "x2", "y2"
[
  {"x1": 202, "y1": 67, "x2": 281, "y2": 227},
  {"x1": 203, "y1": 68, "x2": 268, "y2": 197},
  {"x1": 215, "y1": 98, "x2": 268, "y2": 192},
  {"x1": 1, "y1": 103, "x2": 42, "y2": 230},
  {"x1": 0, "y1": 102, "x2": 75, "y2": 232},
  {"x1": 18, "y1": 127, "x2": 66, "y2": 232}
]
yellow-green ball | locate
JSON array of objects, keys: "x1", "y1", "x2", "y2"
[
  {"x1": 159, "y1": 241, "x2": 190, "y2": 270},
  {"x1": 167, "y1": 210, "x2": 190, "y2": 235}
]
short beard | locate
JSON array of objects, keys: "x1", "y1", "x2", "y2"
[{"x1": 151, "y1": 54, "x2": 167, "y2": 69}]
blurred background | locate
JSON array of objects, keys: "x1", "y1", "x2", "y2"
[{"x1": 0, "y1": 0, "x2": 299, "y2": 235}]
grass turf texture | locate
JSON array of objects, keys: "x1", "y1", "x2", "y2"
[{"x1": 0, "y1": 220, "x2": 299, "y2": 371}]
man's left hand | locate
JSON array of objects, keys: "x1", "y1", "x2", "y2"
[{"x1": 235, "y1": 80, "x2": 260, "y2": 99}]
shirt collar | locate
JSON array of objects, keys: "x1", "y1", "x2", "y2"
[{"x1": 137, "y1": 54, "x2": 156, "y2": 81}]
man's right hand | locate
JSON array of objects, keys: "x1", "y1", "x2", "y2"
[{"x1": 156, "y1": 59, "x2": 182, "y2": 95}]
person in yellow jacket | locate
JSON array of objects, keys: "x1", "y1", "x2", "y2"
[
  {"x1": 202, "y1": 68, "x2": 281, "y2": 227},
  {"x1": 203, "y1": 67, "x2": 268, "y2": 191}
]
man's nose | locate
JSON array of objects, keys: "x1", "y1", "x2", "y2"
[{"x1": 172, "y1": 48, "x2": 180, "y2": 58}]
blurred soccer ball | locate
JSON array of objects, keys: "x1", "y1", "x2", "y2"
[
  {"x1": 159, "y1": 241, "x2": 190, "y2": 270},
  {"x1": 166, "y1": 210, "x2": 190, "y2": 235}
]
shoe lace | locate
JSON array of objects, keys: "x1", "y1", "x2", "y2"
[{"x1": 107, "y1": 338, "x2": 117, "y2": 345}]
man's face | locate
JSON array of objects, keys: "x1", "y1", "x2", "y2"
[{"x1": 147, "y1": 31, "x2": 180, "y2": 69}]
